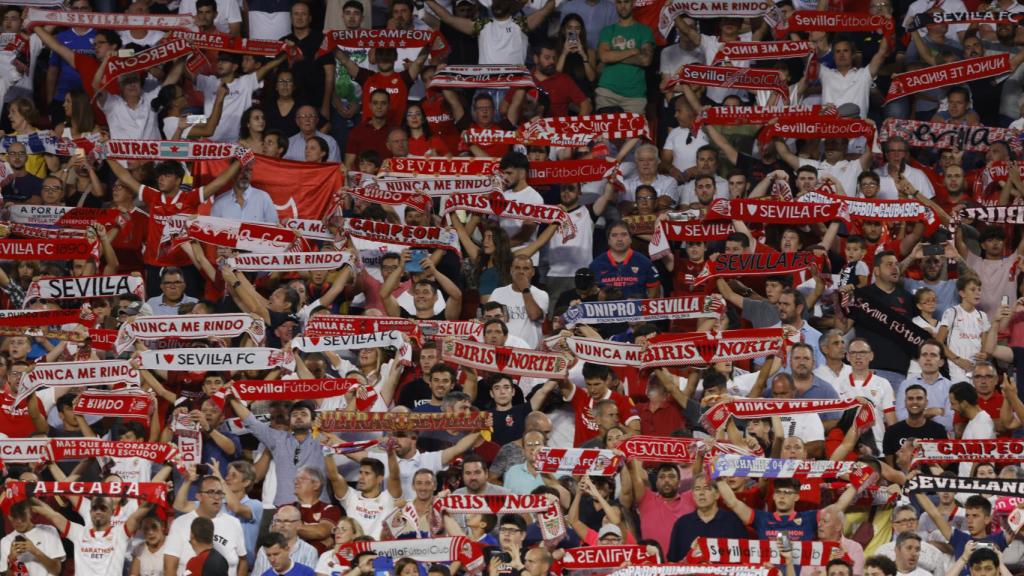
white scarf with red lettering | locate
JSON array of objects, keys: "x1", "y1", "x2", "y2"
[
  {"x1": 25, "y1": 274, "x2": 145, "y2": 304},
  {"x1": 534, "y1": 448, "x2": 624, "y2": 476},
  {"x1": 96, "y1": 139, "x2": 250, "y2": 162},
  {"x1": 911, "y1": 439, "x2": 1024, "y2": 467},
  {"x1": 799, "y1": 186, "x2": 939, "y2": 230},
  {"x1": 561, "y1": 295, "x2": 725, "y2": 325},
  {"x1": 886, "y1": 54, "x2": 1012, "y2": 104},
  {"x1": 521, "y1": 113, "x2": 651, "y2": 144},
  {"x1": 9, "y1": 205, "x2": 127, "y2": 229},
  {"x1": 658, "y1": 0, "x2": 774, "y2": 36},
  {"x1": 226, "y1": 251, "x2": 355, "y2": 272},
  {"x1": 342, "y1": 218, "x2": 461, "y2": 253},
  {"x1": 427, "y1": 65, "x2": 536, "y2": 90},
  {"x1": 73, "y1": 388, "x2": 153, "y2": 419},
  {"x1": 441, "y1": 191, "x2": 577, "y2": 240},
  {"x1": 24, "y1": 8, "x2": 192, "y2": 29},
  {"x1": 370, "y1": 175, "x2": 503, "y2": 196},
  {"x1": 16, "y1": 359, "x2": 140, "y2": 405},
  {"x1": 419, "y1": 320, "x2": 484, "y2": 340},
  {"x1": 692, "y1": 105, "x2": 835, "y2": 133},
  {"x1": 172, "y1": 215, "x2": 297, "y2": 253},
  {"x1": 778, "y1": 11, "x2": 894, "y2": 40},
  {"x1": 115, "y1": 313, "x2": 266, "y2": 353},
  {"x1": 139, "y1": 348, "x2": 293, "y2": 371},
  {"x1": 686, "y1": 538, "x2": 848, "y2": 566},
  {"x1": 701, "y1": 398, "x2": 874, "y2": 433},
  {"x1": 713, "y1": 40, "x2": 815, "y2": 65},
  {"x1": 431, "y1": 494, "x2": 566, "y2": 542},
  {"x1": 441, "y1": 339, "x2": 570, "y2": 378}
]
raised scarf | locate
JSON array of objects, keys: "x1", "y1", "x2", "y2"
[
  {"x1": 533, "y1": 448, "x2": 624, "y2": 476},
  {"x1": 686, "y1": 538, "x2": 848, "y2": 566},
  {"x1": 166, "y1": 30, "x2": 300, "y2": 60},
  {"x1": 97, "y1": 38, "x2": 195, "y2": 93},
  {"x1": 173, "y1": 215, "x2": 297, "y2": 253},
  {"x1": 708, "y1": 455, "x2": 875, "y2": 489},
  {"x1": 0, "y1": 238, "x2": 98, "y2": 261},
  {"x1": 346, "y1": 185, "x2": 431, "y2": 213},
  {"x1": 17, "y1": 359, "x2": 140, "y2": 406},
  {"x1": 563, "y1": 329, "x2": 783, "y2": 368},
  {"x1": 558, "y1": 546, "x2": 658, "y2": 570},
  {"x1": 886, "y1": 54, "x2": 1012, "y2": 104},
  {"x1": 0, "y1": 439, "x2": 53, "y2": 463},
  {"x1": 609, "y1": 567, "x2": 781, "y2": 576},
  {"x1": 9, "y1": 205, "x2": 126, "y2": 229},
  {"x1": 317, "y1": 28, "x2": 445, "y2": 58},
  {"x1": 779, "y1": 11, "x2": 894, "y2": 39},
  {"x1": 909, "y1": 10, "x2": 1024, "y2": 30},
  {"x1": 649, "y1": 219, "x2": 735, "y2": 259},
  {"x1": 658, "y1": 0, "x2": 773, "y2": 36},
  {"x1": 172, "y1": 412, "x2": 202, "y2": 468},
  {"x1": 3, "y1": 223, "x2": 88, "y2": 240},
  {"x1": 231, "y1": 378, "x2": 362, "y2": 401},
  {"x1": 619, "y1": 436, "x2": 760, "y2": 464},
  {"x1": 431, "y1": 494, "x2": 566, "y2": 542},
  {"x1": 419, "y1": 320, "x2": 484, "y2": 340},
  {"x1": 713, "y1": 40, "x2": 815, "y2": 65},
  {"x1": 562, "y1": 295, "x2": 725, "y2": 325},
  {"x1": 371, "y1": 175, "x2": 503, "y2": 196},
  {"x1": 441, "y1": 339, "x2": 570, "y2": 378},
  {"x1": 139, "y1": 347, "x2": 292, "y2": 371},
  {"x1": 960, "y1": 205, "x2": 1024, "y2": 224},
  {"x1": 48, "y1": 438, "x2": 180, "y2": 467},
  {"x1": 693, "y1": 105, "x2": 834, "y2": 133},
  {"x1": 0, "y1": 309, "x2": 91, "y2": 329},
  {"x1": 905, "y1": 475, "x2": 1024, "y2": 497},
  {"x1": 381, "y1": 156, "x2": 499, "y2": 176},
  {"x1": 317, "y1": 410, "x2": 489, "y2": 433},
  {"x1": 670, "y1": 65, "x2": 789, "y2": 103},
  {"x1": 427, "y1": 65, "x2": 536, "y2": 90},
  {"x1": 701, "y1": 397, "x2": 874, "y2": 433},
  {"x1": 522, "y1": 113, "x2": 651, "y2": 143},
  {"x1": 441, "y1": 191, "x2": 577, "y2": 240},
  {"x1": 758, "y1": 117, "x2": 876, "y2": 147},
  {"x1": 844, "y1": 290, "x2": 932, "y2": 356},
  {"x1": 24, "y1": 8, "x2": 192, "y2": 30},
  {"x1": 72, "y1": 388, "x2": 153, "y2": 419},
  {"x1": 799, "y1": 186, "x2": 939, "y2": 229},
  {"x1": 282, "y1": 218, "x2": 334, "y2": 242},
  {"x1": 25, "y1": 274, "x2": 145, "y2": 304},
  {"x1": 305, "y1": 314, "x2": 420, "y2": 339},
  {"x1": 692, "y1": 251, "x2": 816, "y2": 286},
  {"x1": 528, "y1": 159, "x2": 621, "y2": 186},
  {"x1": 879, "y1": 118, "x2": 1022, "y2": 154},
  {"x1": 226, "y1": 251, "x2": 355, "y2": 272},
  {"x1": 0, "y1": 481, "x2": 169, "y2": 514},
  {"x1": 342, "y1": 217, "x2": 460, "y2": 253},
  {"x1": 336, "y1": 538, "x2": 484, "y2": 573},
  {"x1": 911, "y1": 439, "x2": 1024, "y2": 466},
  {"x1": 292, "y1": 331, "x2": 405, "y2": 352},
  {"x1": 115, "y1": 313, "x2": 265, "y2": 353},
  {"x1": 706, "y1": 198, "x2": 849, "y2": 224},
  {"x1": 98, "y1": 139, "x2": 246, "y2": 161}
]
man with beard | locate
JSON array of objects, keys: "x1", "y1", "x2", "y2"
[
  {"x1": 532, "y1": 40, "x2": 592, "y2": 117},
  {"x1": 325, "y1": 454, "x2": 402, "y2": 539},
  {"x1": 667, "y1": 474, "x2": 747, "y2": 562},
  {"x1": 895, "y1": 341, "x2": 954, "y2": 430},
  {"x1": 227, "y1": 398, "x2": 329, "y2": 506},
  {"x1": 852, "y1": 251, "x2": 920, "y2": 380},
  {"x1": 883, "y1": 384, "x2": 948, "y2": 466},
  {"x1": 679, "y1": 146, "x2": 729, "y2": 205},
  {"x1": 621, "y1": 462, "x2": 693, "y2": 553},
  {"x1": 902, "y1": 244, "x2": 960, "y2": 317},
  {"x1": 547, "y1": 183, "x2": 616, "y2": 312},
  {"x1": 209, "y1": 163, "x2": 279, "y2": 224}
]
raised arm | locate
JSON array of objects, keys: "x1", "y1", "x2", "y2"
[
  {"x1": 914, "y1": 486, "x2": 953, "y2": 541},
  {"x1": 714, "y1": 476, "x2": 754, "y2": 524},
  {"x1": 526, "y1": 0, "x2": 556, "y2": 31},
  {"x1": 426, "y1": 0, "x2": 476, "y2": 35}
]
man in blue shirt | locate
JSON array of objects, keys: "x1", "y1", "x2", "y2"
[
  {"x1": 46, "y1": 0, "x2": 96, "y2": 124},
  {"x1": 917, "y1": 491, "x2": 1006, "y2": 571},
  {"x1": 589, "y1": 222, "x2": 661, "y2": 299}
]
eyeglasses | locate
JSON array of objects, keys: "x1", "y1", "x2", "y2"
[
  {"x1": 6, "y1": 151, "x2": 26, "y2": 157},
  {"x1": 41, "y1": 185, "x2": 63, "y2": 192},
  {"x1": 498, "y1": 527, "x2": 523, "y2": 535},
  {"x1": 525, "y1": 441, "x2": 544, "y2": 447},
  {"x1": 848, "y1": 350, "x2": 871, "y2": 356}
]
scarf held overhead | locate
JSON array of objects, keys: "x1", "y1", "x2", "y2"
[
  {"x1": 139, "y1": 348, "x2": 292, "y2": 371},
  {"x1": 905, "y1": 475, "x2": 1024, "y2": 497},
  {"x1": 911, "y1": 439, "x2": 1024, "y2": 466},
  {"x1": 441, "y1": 339, "x2": 569, "y2": 378},
  {"x1": 335, "y1": 538, "x2": 485, "y2": 573},
  {"x1": 879, "y1": 118, "x2": 1021, "y2": 154},
  {"x1": 72, "y1": 388, "x2": 153, "y2": 419},
  {"x1": 25, "y1": 274, "x2": 145, "y2": 304},
  {"x1": 533, "y1": 448, "x2": 624, "y2": 476},
  {"x1": 342, "y1": 218, "x2": 461, "y2": 253},
  {"x1": 317, "y1": 411, "x2": 489, "y2": 432},
  {"x1": 0, "y1": 481, "x2": 169, "y2": 514},
  {"x1": 886, "y1": 54, "x2": 1012, "y2": 104},
  {"x1": 226, "y1": 251, "x2": 355, "y2": 272},
  {"x1": 441, "y1": 192, "x2": 577, "y2": 240},
  {"x1": 692, "y1": 251, "x2": 817, "y2": 286},
  {"x1": 427, "y1": 65, "x2": 536, "y2": 90},
  {"x1": 115, "y1": 313, "x2": 266, "y2": 353},
  {"x1": 701, "y1": 397, "x2": 874, "y2": 432},
  {"x1": 686, "y1": 538, "x2": 848, "y2": 566},
  {"x1": 670, "y1": 65, "x2": 789, "y2": 103},
  {"x1": 431, "y1": 494, "x2": 566, "y2": 542},
  {"x1": 561, "y1": 295, "x2": 725, "y2": 325},
  {"x1": 316, "y1": 28, "x2": 446, "y2": 58},
  {"x1": 24, "y1": 8, "x2": 193, "y2": 30}
]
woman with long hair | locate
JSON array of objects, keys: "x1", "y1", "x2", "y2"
[
  {"x1": 55, "y1": 90, "x2": 96, "y2": 138},
  {"x1": 238, "y1": 106, "x2": 266, "y2": 153},
  {"x1": 264, "y1": 69, "x2": 303, "y2": 138},
  {"x1": 403, "y1": 103, "x2": 449, "y2": 157},
  {"x1": 304, "y1": 136, "x2": 329, "y2": 163},
  {"x1": 557, "y1": 15, "x2": 598, "y2": 96},
  {"x1": 7, "y1": 97, "x2": 49, "y2": 177},
  {"x1": 152, "y1": 83, "x2": 226, "y2": 140},
  {"x1": 452, "y1": 220, "x2": 556, "y2": 302}
]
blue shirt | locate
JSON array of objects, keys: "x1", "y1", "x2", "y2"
[
  {"x1": 261, "y1": 563, "x2": 315, "y2": 576},
  {"x1": 210, "y1": 186, "x2": 280, "y2": 224},
  {"x1": 751, "y1": 509, "x2": 819, "y2": 572},
  {"x1": 950, "y1": 529, "x2": 1006, "y2": 575},
  {"x1": 558, "y1": 0, "x2": 618, "y2": 50},
  {"x1": 49, "y1": 28, "x2": 96, "y2": 102},
  {"x1": 589, "y1": 249, "x2": 660, "y2": 299},
  {"x1": 766, "y1": 376, "x2": 842, "y2": 421},
  {"x1": 895, "y1": 374, "x2": 954, "y2": 431}
]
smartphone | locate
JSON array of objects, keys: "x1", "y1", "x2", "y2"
[
  {"x1": 186, "y1": 114, "x2": 207, "y2": 125},
  {"x1": 371, "y1": 556, "x2": 394, "y2": 576},
  {"x1": 406, "y1": 249, "x2": 429, "y2": 273},
  {"x1": 567, "y1": 29, "x2": 578, "y2": 43},
  {"x1": 74, "y1": 147, "x2": 85, "y2": 158},
  {"x1": 195, "y1": 464, "x2": 211, "y2": 475},
  {"x1": 118, "y1": 48, "x2": 135, "y2": 57},
  {"x1": 1003, "y1": 296, "x2": 1011, "y2": 307},
  {"x1": 923, "y1": 244, "x2": 944, "y2": 257},
  {"x1": 13, "y1": 535, "x2": 25, "y2": 543}
]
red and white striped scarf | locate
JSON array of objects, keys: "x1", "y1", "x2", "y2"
[
  {"x1": 441, "y1": 191, "x2": 577, "y2": 240},
  {"x1": 658, "y1": 0, "x2": 774, "y2": 36},
  {"x1": 317, "y1": 410, "x2": 489, "y2": 433},
  {"x1": 380, "y1": 156, "x2": 499, "y2": 177},
  {"x1": 886, "y1": 54, "x2": 1012, "y2": 104},
  {"x1": 305, "y1": 315, "x2": 421, "y2": 341},
  {"x1": 73, "y1": 388, "x2": 153, "y2": 420},
  {"x1": 533, "y1": 448, "x2": 624, "y2": 476},
  {"x1": 427, "y1": 65, "x2": 535, "y2": 90},
  {"x1": 336, "y1": 538, "x2": 485, "y2": 573},
  {"x1": 24, "y1": 8, "x2": 193, "y2": 30},
  {"x1": 342, "y1": 217, "x2": 460, "y2": 253},
  {"x1": 686, "y1": 538, "x2": 848, "y2": 566},
  {"x1": 345, "y1": 185, "x2": 430, "y2": 213},
  {"x1": 25, "y1": 274, "x2": 145, "y2": 304},
  {"x1": 115, "y1": 313, "x2": 266, "y2": 353},
  {"x1": 431, "y1": 494, "x2": 566, "y2": 542},
  {"x1": 563, "y1": 328, "x2": 783, "y2": 369},
  {"x1": 441, "y1": 339, "x2": 569, "y2": 378},
  {"x1": 671, "y1": 65, "x2": 789, "y2": 103},
  {"x1": 226, "y1": 251, "x2": 355, "y2": 272},
  {"x1": 702, "y1": 398, "x2": 874, "y2": 433},
  {"x1": 166, "y1": 30, "x2": 301, "y2": 60},
  {"x1": 521, "y1": 113, "x2": 651, "y2": 143}
]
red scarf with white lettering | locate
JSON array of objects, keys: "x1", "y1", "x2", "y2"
[
  {"x1": 799, "y1": 186, "x2": 939, "y2": 231},
  {"x1": 758, "y1": 117, "x2": 875, "y2": 147},
  {"x1": 97, "y1": 38, "x2": 195, "y2": 93},
  {"x1": 619, "y1": 436, "x2": 761, "y2": 464},
  {"x1": 533, "y1": 448, "x2": 624, "y2": 476},
  {"x1": 73, "y1": 389, "x2": 153, "y2": 419},
  {"x1": 419, "y1": 320, "x2": 484, "y2": 340},
  {"x1": 686, "y1": 538, "x2": 848, "y2": 566},
  {"x1": 528, "y1": 159, "x2": 622, "y2": 186},
  {"x1": 24, "y1": 8, "x2": 192, "y2": 30},
  {"x1": 705, "y1": 198, "x2": 849, "y2": 224},
  {"x1": 713, "y1": 41, "x2": 815, "y2": 65},
  {"x1": 335, "y1": 538, "x2": 484, "y2": 573},
  {"x1": 226, "y1": 251, "x2": 355, "y2": 272},
  {"x1": 317, "y1": 410, "x2": 489, "y2": 432},
  {"x1": 316, "y1": 28, "x2": 446, "y2": 58},
  {"x1": 911, "y1": 439, "x2": 1024, "y2": 467},
  {"x1": 441, "y1": 339, "x2": 570, "y2": 378},
  {"x1": 427, "y1": 65, "x2": 536, "y2": 90},
  {"x1": 693, "y1": 105, "x2": 835, "y2": 133},
  {"x1": 701, "y1": 398, "x2": 874, "y2": 433},
  {"x1": 97, "y1": 139, "x2": 249, "y2": 162},
  {"x1": 115, "y1": 313, "x2": 265, "y2": 353},
  {"x1": 306, "y1": 314, "x2": 422, "y2": 341},
  {"x1": 0, "y1": 238, "x2": 98, "y2": 261},
  {"x1": 522, "y1": 113, "x2": 651, "y2": 144},
  {"x1": 670, "y1": 65, "x2": 789, "y2": 103},
  {"x1": 692, "y1": 251, "x2": 817, "y2": 286},
  {"x1": 342, "y1": 217, "x2": 461, "y2": 253},
  {"x1": 171, "y1": 215, "x2": 297, "y2": 253},
  {"x1": 25, "y1": 274, "x2": 145, "y2": 304},
  {"x1": 0, "y1": 481, "x2": 169, "y2": 514},
  {"x1": 345, "y1": 185, "x2": 431, "y2": 213},
  {"x1": 649, "y1": 218, "x2": 735, "y2": 259},
  {"x1": 777, "y1": 11, "x2": 894, "y2": 40},
  {"x1": 431, "y1": 494, "x2": 566, "y2": 542},
  {"x1": 166, "y1": 30, "x2": 300, "y2": 60},
  {"x1": 441, "y1": 191, "x2": 577, "y2": 240},
  {"x1": 886, "y1": 54, "x2": 1012, "y2": 104},
  {"x1": 0, "y1": 309, "x2": 91, "y2": 329},
  {"x1": 556, "y1": 546, "x2": 658, "y2": 571},
  {"x1": 880, "y1": 118, "x2": 1023, "y2": 155},
  {"x1": 381, "y1": 156, "x2": 500, "y2": 176}
]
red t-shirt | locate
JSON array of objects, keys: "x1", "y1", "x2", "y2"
[
  {"x1": 408, "y1": 134, "x2": 449, "y2": 157},
  {"x1": 0, "y1": 392, "x2": 43, "y2": 438},
  {"x1": 568, "y1": 387, "x2": 639, "y2": 446},
  {"x1": 293, "y1": 500, "x2": 343, "y2": 554},
  {"x1": 535, "y1": 72, "x2": 588, "y2": 117},
  {"x1": 140, "y1": 185, "x2": 204, "y2": 267},
  {"x1": 421, "y1": 93, "x2": 461, "y2": 153},
  {"x1": 111, "y1": 208, "x2": 148, "y2": 274},
  {"x1": 346, "y1": 121, "x2": 393, "y2": 161},
  {"x1": 361, "y1": 71, "x2": 413, "y2": 128}
]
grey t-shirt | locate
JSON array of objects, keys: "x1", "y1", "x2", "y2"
[{"x1": 742, "y1": 298, "x2": 781, "y2": 328}]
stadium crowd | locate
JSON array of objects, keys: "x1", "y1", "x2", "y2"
[{"x1": 2, "y1": 0, "x2": 1024, "y2": 575}]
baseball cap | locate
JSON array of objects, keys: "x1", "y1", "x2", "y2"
[
  {"x1": 598, "y1": 525, "x2": 622, "y2": 539},
  {"x1": 118, "y1": 301, "x2": 144, "y2": 316}
]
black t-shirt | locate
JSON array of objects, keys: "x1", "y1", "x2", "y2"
[
  {"x1": 398, "y1": 377, "x2": 432, "y2": 410},
  {"x1": 2, "y1": 173, "x2": 42, "y2": 202},
  {"x1": 855, "y1": 284, "x2": 919, "y2": 374},
  {"x1": 491, "y1": 402, "x2": 531, "y2": 445},
  {"x1": 882, "y1": 418, "x2": 948, "y2": 457},
  {"x1": 281, "y1": 30, "x2": 332, "y2": 111}
]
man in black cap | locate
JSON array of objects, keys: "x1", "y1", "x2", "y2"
[{"x1": 553, "y1": 268, "x2": 602, "y2": 318}]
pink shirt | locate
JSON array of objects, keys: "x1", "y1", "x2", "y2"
[{"x1": 636, "y1": 489, "x2": 696, "y2": 553}]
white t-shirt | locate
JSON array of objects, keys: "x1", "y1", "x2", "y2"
[
  {"x1": 341, "y1": 488, "x2": 396, "y2": 539},
  {"x1": 500, "y1": 185, "x2": 545, "y2": 265},
  {"x1": 165, "y1": 511, "x2": 246, "y2": 576},
  {"x1": 488, "y1": 284, "x2": 550, "y2": 349},
  {"x1": 940, "y1": 305, "x2": 991, "y2": 383},
  {"x1": 0, "y1": 525, "x2": 65, "y2": 576},
  {"x1": 100, "y1": 89, "x2": 162, "y2": 140},
  {"x1": 132, "y1": 541, "x2": 166, "y2": 576},
  {"x1": 960, "y1": 411, "x2": 996, "y2": 476},
  {"x1": 65, "y1": 523, "x2": 130, "y2": 576},
  {"x1": 678, "y1": 174, "x2": 730, "y2": 206},
  {"x1": 838, "y1": 372, "x2": 895, "y2": 452},
  {"x1": 663, "y1": 126, "x2": 709, "y2": 175},
  {"x1": 800, "y1": 158, "x2": 863, "y2": 198},
  {"x1": 247, "y1": 9, "x2": 292, "y2": 40},
  {"x1": 699, "y1": 32, "x2": 752, "y2": 103},
  {"x1": 478, "y1": 18, "x2": 528, "y2": 65},
  {"x1": 178, "y1": 0, "x2": 242, "y2": 33},
  {"x1": 622, "y1": 174, "x2": 680, "y2": 203},
  {"x1": 78, "y1": 497, "x2": 139, "y2": 532},
  {"x1": 818, "y1": 66, "x2": 872, "y2": 119},
  {"x1": 779, "y1": 412, "x2": 825, "y2": 444},
  {"x1": 196, "y1": 72, "x2": 260, "y2": 143},
  {"x1": 315, "y1": 549, "x2": 348, "y2": 576},
  {"x1": 368, "y1": 449, "x2": 446, "y2": 500},
  {"x1": 876, "y1": 163, "x2": 936, "y2": 200},
  {"x1": 108, "y1": 456, "x2": 151, "y2": 484},
  {"x1": 119, "y1": 30, "x2": 166, "y2": 48},
  {"x1": 547, "y1": 205, "x2": 594, "y2": 278}
]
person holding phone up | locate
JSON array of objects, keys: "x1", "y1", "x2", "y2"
[{"x1": 381, "y1": 248, "x2": 463, "y2": 321}]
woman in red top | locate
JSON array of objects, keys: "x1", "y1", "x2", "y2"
[{"x1": 403, "y1": 103, "x2": 450, "y2": 157}]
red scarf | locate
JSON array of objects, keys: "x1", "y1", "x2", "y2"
[
  {"x1": 0, "y1": 481, "x2": 169, "y2": 514},
  {"x1": 166, "y1": 30, "x2": 300, "y2": 60},
  {"x1": 73, "y1": 389, "x2": 153, "y2": 419},
  {"x1": 427, "y1": 65, "x2": 536, "y2": 90},
  {"x1": 779, "y1": 11, "x2": 894, "y2": 40},
  {"x1": 758, "y1": 117, "x2": 875, "y2": 147},
  {"x1": 522, "y1": 113, "x2": 651, "y2": 143},
  {"x1": 98, "y1": 38, "x2": 195, "y2": 92},
  {"x1": 346, "y1": 185, "x2": 430, "y2": 213},
  {"x1": 317, "y1": 410, "x2": 489, "y2": 432},
  {"x1": 534, "y1": 448, "x2": 624, "y2": 476},
  {"x1": 342, "y1": 217, "x2": 460, "y2": 253},
  {"x1": 0, "y1": 238, "x2": 97, "y2": 261},
  {"x1": 692, "y1": 251, "x2": 817, "y2": 286},
  {"x1": 911, "y1": 439, "x2": 1024, "y2": 467},
  {"x1": 48, "y1": 438, "x2": 180, "y2": 467},
  {"x1": 305, "y1": 315, "x2": 422, "y2": 341},
  {"x1": 441, "y1": 191, "x2": 577, "y2": 240},
  {"x1": 174, "y1": 215, "x2": 297, "y2": 253},
  {"x1": 693, "y1": 105, "x2": 834, "y2": 133},
  {"x1": 441, "y1": 339, "x2": 569, "y2": 378},
  {"x1": 686, "y1": 538, "x2": 848, "y2": 566},
  {"x1": 886, "y1": 54, "x2": 1012, "y2": 104},
  {"x1": 316, "y1": 29, "x2": 446, "y2": 58},
  {"x1": 671, "y1": 65, "x2": 789, "y2": 103},
  {"x1": 619, "y1": 436, "x2": 760, "y2": 464},
  {"x1": 0, "y1": 309, "x2": 90, "y2": 328},
  {"x1": 713, "y1": 40, "x2": 815, "y2": 65},
  {"x1": 705, "y1": 198, "x2": 849, "y2": 224},
  {"x1": 800, "y1": 186, "x2": 939, "y2": 231}
]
